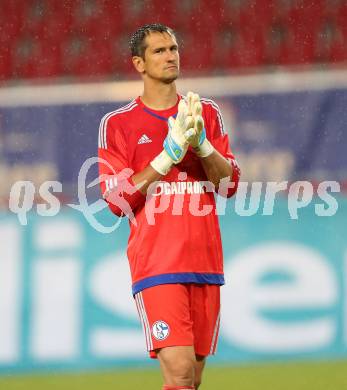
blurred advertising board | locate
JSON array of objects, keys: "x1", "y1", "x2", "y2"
[
  {"x1": 1, "y1": 87, "x2": 346, "y2": 207},
  {"x1": 1, "y1": 78, "x2": 346, "y2": 373},
  {"x1": 0, "y1": 196, "x2": 346, "y2": 373}
]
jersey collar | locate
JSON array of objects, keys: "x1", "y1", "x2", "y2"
[{"x1": 136, "y1": 95, "x2": 182, "y2": 121}]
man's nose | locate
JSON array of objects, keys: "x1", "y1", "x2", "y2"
[{"x1": 166, "y1": 50, "x2": 176, "y2": 61}]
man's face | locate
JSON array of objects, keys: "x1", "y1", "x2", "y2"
[{"x1": 140, "y1": 32, "x2": 180, "y2": 83}]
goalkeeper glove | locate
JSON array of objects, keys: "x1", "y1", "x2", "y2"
[
  {"x1": 151, "y1": 100, "x2": 194, "y2": 175},
  {"x1": 185, "y1": 91, "x2": 214, "y2": 158}
]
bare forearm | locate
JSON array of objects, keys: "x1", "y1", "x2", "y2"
[{"x1": 200, "y1": 149, "x2": 233, "y2": 188}]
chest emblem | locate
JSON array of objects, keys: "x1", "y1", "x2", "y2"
[{"x1": 138, "y1": 134, "x2": 152, "y2": 144}]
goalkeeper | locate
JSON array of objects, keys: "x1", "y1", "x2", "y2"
[{"x1": 98, "y1": 24, "x2": 240, "y2": 390}]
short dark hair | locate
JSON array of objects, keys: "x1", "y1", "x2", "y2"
[{"x1": 130, "y1": 23, "x2": 176, "y2": 58}]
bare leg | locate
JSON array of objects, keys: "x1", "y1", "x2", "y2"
[
  {"x1": 194, "y1": 355, "x2": 206, "y2": 389},
  {"x1": 157, "y1": 346, "x2": 196, "y2": 387}
]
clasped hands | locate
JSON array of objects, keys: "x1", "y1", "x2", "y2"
[{"x1": 151, "y1": 92, "x2": 214, "y2": 175}]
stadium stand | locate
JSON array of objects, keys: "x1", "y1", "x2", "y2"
[{"x1": 0, "y1": 0, "x2": 346, "y2": 82}]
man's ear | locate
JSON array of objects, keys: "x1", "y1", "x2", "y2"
[{"x1": 132, "y1": 56, "x2": 145, "y2": 74}]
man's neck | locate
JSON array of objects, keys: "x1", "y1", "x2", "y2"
[{"x1": 141, "y1": 80, "x2": 178, "y2": 110}]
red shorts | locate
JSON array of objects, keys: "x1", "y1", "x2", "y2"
[{"x1": 134, "y1": 283, "x2": 220, "y2": 358}]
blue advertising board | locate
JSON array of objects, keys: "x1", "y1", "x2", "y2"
[
  {"x1": 1, "y1": 88, "x2": 346, "y2": 204},
  {"x1": 0, "y1": 86, "x2": 346, "y2": 373},
  {"x1": 0, "y1": 195, "x2": 346, "y2": 373}
]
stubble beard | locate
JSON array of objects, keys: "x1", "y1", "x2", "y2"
[
  {"x1": 146, "y1": 68, "x2": 179, "y2": 85},
  {"x1": 161, "y1": 73, "x2": 179, "y2": 84}
]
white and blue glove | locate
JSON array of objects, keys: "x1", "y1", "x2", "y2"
[
  {"x1": 185, "y1": 92, "x2": 214, "y2": 158},
  {"x1": 151, "y1": 100, "x2": 194, "y2": 175}
]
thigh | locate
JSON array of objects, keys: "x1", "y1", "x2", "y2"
[
  {"x1": 157, "y1": 345, "x2": 196, "y2": 386},
  {"x1": 134, "y1": 284, "x2": 194, "y2": 357},
  {"x1": 190, "y1": 284, "x2": 221, "y2": 356}
]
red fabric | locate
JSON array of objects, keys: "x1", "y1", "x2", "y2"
[
  {"x1": 134, "y1": 284, "x2": 220, "y2": 358},
  {"x1": 98, "y1": 96, "x2": 240, "y2": 291}
]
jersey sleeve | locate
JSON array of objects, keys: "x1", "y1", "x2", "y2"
[
  {"x1": 206, "y1": 100, "x2": 241, "y2": 198},
  {"x1": 98, "y1": 115, "x2": 145, "y2": 218}
]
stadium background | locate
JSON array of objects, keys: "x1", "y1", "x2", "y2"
[{"x1": 0, "y1": 0, "x2": 347, "y2": 389}]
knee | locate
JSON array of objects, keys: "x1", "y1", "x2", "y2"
[
  {"x1": 170, "y1": 358, "x2": 195, "y2": 385},
  {"x1": 161, "y1": 356, "x2": 195, "y2": 386}
]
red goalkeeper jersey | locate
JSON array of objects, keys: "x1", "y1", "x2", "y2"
[{"x1": 98, "y1": 95, "x2": 240, "y2": 294}]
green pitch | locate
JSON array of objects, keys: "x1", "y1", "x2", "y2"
[{"x1": 0, "y1": 360, "x2": 346, "y2": 390}]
